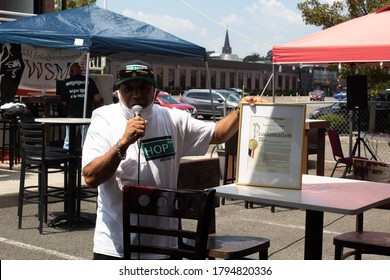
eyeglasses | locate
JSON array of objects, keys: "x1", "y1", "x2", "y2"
[
  {"x1": 117, "y1": 64, "x2": 156, "y2": 87},
  {"x1": 119, "y1": 65, "x2": 154, "y2": 80}
]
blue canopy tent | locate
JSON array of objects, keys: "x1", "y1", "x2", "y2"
[
  {"x1": 0, "y1": 4, "x2": 207, "y2": 116},
  {"x1": 0, "y1": 4, "x2": 206, "y2": 57}
]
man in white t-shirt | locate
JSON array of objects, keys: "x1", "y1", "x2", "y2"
[{"x1": 82, "y1": 61, "x2": 267, "y2": 259}]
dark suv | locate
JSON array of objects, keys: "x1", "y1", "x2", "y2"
[{"x1": 180, "y1": 89, "x2": 239, "y2": 119}]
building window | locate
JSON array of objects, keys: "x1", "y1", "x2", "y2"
[
  {"x1": 168, "y1": 68, "x2": 175, "y2": 90},
  {"x1": 263, "y1": 72, "x2": 269, "y2": 90},
  {"x1": 180, "y1": 69, "x2": 186, "y2": 90},
  {"x1": 190, "y1": 70, "x2": 197, "y2": 88},
  {"x1": 255, "y1": 73, "x2": 260, "y2": 94},
  {"x1": 200, "y1": 70, "x2": 206, "y2": 88},
  {"x1": 220, "y1": 72, "x2": 226, "y2": 89},
  {"x1": 278, "y1": 75, "x2": 282, "y2": 89},
  {"x1": 229, "y1": 72, "x2": 235, "y2": 88},
  {"x1": 156, "y1": 68, "x2": 163, "y2": 90},
  {"x1": 285, "y1": 76, "x2": 290, "y2": 91},
  {"x1": 238, "y1": 72, "x2": 243, "y2": 89},
  {"x1": 292, "y1": 76, "x2": 297, "y2": 90},
  {"x1": 246, "y1": 73, "x2": 252, "y2": 91},
  {"x1": 210, "y1": 71, "x2": 216, "y2": 88}
]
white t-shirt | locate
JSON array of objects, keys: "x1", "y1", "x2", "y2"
[{"x1": 82, "y1": 103, "x2": 215, "y2": 258}]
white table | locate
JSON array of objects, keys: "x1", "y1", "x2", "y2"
[
  {"x1": 35, "y1": 118, "x2": 91, "y2": 226},
  {"x1": 35, "y1": 117, "x2": 91, "y2": 154},
  {"x1": 213, "y1": 174, "x2": 390, "y2": 260}
]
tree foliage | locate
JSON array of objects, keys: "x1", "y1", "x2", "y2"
[
  {"x1": 243, "y1": 53, "x2": 262, "y2": 63},
  {"x1": 243, "y1": 51, "x2": 272, "y2": 63},
  {"x1": 54, "y1": 0, "x2": 96, "y2": 10},
  {"x1": 297, "y1": 0, "x2": 390, "y2": 96},
  {"x1": 297, "y1": 0, "x2": 390, "y2": 29}
]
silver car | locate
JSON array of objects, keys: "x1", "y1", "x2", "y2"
[{"x1": 180, "y1": 89, "x2": 239, "y2": 119}]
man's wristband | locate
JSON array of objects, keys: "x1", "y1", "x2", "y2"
[
  {"x1": 235, "y1": 106, "x2": 240, "y2": 117},
  {"x1": 116, "y1": 140, "x2": 126, "y2": 160}
]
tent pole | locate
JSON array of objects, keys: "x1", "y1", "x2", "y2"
[
  {"x1": 260, "y1": 72, "x2": 274, "y2": 97},
  {"x1": 204, "y1": 59, "x2": 216, "y2": 122},
  {"x1": 272, "y1": 64, "x2": 276, "y2": 103},
  {"x1": 83, "y1": 52, "x2": 90, "y2": 119},
  {"x1": 81, "y1": 52, "x2": 90, "y2": 146}
]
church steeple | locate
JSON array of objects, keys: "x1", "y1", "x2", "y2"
[{"x1": 222, "y1": 29, "x2": 232, "y2": 54}]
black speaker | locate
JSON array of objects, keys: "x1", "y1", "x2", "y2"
[{"x1": 347, "y1": 75, "x2": 368, "y2": 110}]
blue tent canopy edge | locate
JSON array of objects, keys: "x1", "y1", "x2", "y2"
[{"x1": 0, "y1": 3, "x2": 206, "y2": 59}]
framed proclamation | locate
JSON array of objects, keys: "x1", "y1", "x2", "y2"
[{"x1": 236, "y1": 103, "x2": 306, "y2": 189}]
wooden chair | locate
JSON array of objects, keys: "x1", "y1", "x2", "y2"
[
  {"x1": 122, "y1": 184, "x2": 215, "y2": 260},
  {"x1": 17, "y1": 121, "x2": 76, "y2": 233},
  {"x1": 333, "y1": 158, "x2": 390, "y2": 259},
  {"x1": 327, "y1": 128, "x2": 367, "y2": 177},
  {"x1": 178, "y1": 157, "x2": 270, "y2": 259}
]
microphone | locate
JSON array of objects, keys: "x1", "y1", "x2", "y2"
[
  {"x1": 132, "y1": 105, "x2": 143, "y2": 148},
  {"x1": 132, "y1": 105, "x2": 142, "y2": 118}
]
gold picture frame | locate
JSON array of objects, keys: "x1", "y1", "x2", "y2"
[{"x1": 236, "y1": 103, "x2": 306, "y2": 189}]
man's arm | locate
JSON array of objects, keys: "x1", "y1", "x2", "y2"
[
  {"x1": 210, "y1": 96, "x2": 268, "y2": 144},
  {"x1": 83, "y1": 116, "x2": 147, "y2": 188},
  {"x1": 93, "y1": 93, "x2": 102, "y2": 109}
]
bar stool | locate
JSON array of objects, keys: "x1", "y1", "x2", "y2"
[
  {"x1": 0, "y1": 115, "x2": 20, "y2": 170},
  {"x1": 75, "y1": 148, "x2": 97, "y2": 225},
  {"x1": 18, "y1": 120, "x2": 76, "y2": 234}
]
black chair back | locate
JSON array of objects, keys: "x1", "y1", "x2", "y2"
[
  {"x1": 122, "y1": 184, "x2": 215, "y2": 260},
  {"x1": 18, "y1": 121, "x2": 47, "y2": 160}
]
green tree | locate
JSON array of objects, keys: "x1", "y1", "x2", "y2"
[
  {"x1": 243, "y1": 53, "x2": 262, "y2": 63},
  {"x1": 297, "y1": 0, "x2": 390, "y2": 29},
  {"x1": 265, "y1": 50, "x2": 272, "y2": 61},
  {"x1": 206, "y1": 51, "x2": 215, "y2": 58},
  {"x1": 54, "y1": 0, "x2": 96, "y2": 10},
  {"x1": 243, "y1": 51, "x2": 272, "y2": 62},
  {"x1": 297, "y1": 0, "x2": 390, "y2": 96}
]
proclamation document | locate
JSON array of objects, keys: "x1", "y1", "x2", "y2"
[
  {"x1": 236, "y1": 103, "x2": 305, "y2": 189},
  {"x1": 247, "y1": 116, "x2": 293, "y2": 174}
]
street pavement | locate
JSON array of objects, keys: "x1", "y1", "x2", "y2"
[{"x1": 0, "y1": 142, "x2": 389, "y2": 260}]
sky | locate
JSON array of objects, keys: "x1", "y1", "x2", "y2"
[{"x1": 95, "y1": 0, "x2": 326, "y2": 58}]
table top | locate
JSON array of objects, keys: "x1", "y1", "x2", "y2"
[
  {"x1": 35, "y1": 117, "x2": 91, "y2": 125},
  {"x1": 213, "y1": 174, "x2": 390, "y2": 215},
  {"x1": 305, "y1": 119, "x2": 331, "y2": 129},
  {"x1": 22, "y1": 95, "x2": 62, "y2": 103}
]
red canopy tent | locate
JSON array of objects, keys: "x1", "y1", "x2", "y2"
[
  {"x1": 272, "y1": 6, "x2": 390, "y2": 65},
  {"x1": 271, "y1": 6, "x2": 390, "y2": 157}
]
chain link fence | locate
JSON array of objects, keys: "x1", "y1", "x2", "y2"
[{"x1": 304, "y1": 99, "x2": 390, "y2": 162}]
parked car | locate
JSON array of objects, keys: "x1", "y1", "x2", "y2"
[
  {"x1": 215, "y1": 89, "x2": 246, "y2": 102},
  {"x1": 309, "y1": 98, "x2": 389, "y2": 133},
  {"x1": 309, "y1": 99, "x2": 348, "y2": 119},
  {"x1": 228, "y1": 88, "x2": 249, "y2": 97},
  {"x1": 180, "y1": 89, "x2": 239, "y2": 119},
  {"x1": 155, "y1": 91, "x2": 197, "y2": 118},
  {"x1": 334, "y1": 92, "x2": 347, "y2": 100},
  {"x1": 309, "y1": 90, "x2": 325, "y2": 101}
]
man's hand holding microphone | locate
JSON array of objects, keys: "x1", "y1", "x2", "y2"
[{"x1": 118, "y1": 105, "x2": 148, "y2": 152}]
